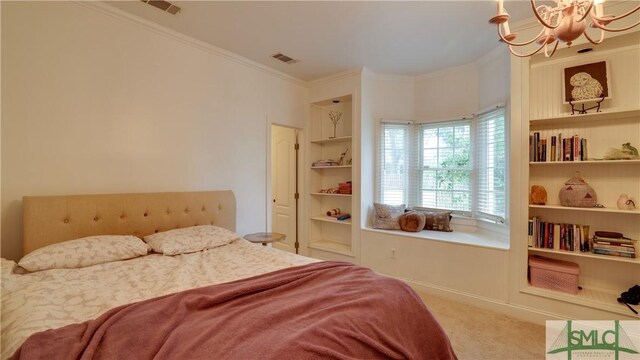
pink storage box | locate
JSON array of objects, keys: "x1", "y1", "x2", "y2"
[{"x1": 528, "y1": 255, "x2": 580, "y2": 295}]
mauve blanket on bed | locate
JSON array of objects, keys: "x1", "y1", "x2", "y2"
[{"x1": 11, "y1": 261, "x2": 457, "y2": 360}]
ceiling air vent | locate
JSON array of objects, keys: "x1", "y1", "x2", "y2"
[
  {"x1": 272, "y1": 53, "x2": 299, "y2": 64},
  {"x1": 140, "y1": 0, "x2": 182, "y2": 15}
]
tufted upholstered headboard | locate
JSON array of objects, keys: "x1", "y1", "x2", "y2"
[{"x1": 22, "y1": 191, "x2": 236, "y2": 256}]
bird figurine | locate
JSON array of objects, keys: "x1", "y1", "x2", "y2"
[{"x1": 622, "y1": 143, "x2": 639, "y2": 159}]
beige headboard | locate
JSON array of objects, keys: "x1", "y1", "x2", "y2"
[{"x1": 23, "y1": 191, "x2": 236, "y2": 256}]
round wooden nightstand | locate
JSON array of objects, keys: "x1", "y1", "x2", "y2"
[{"x1": 244, "y1": 232, "x2": 286, "y2": 246}]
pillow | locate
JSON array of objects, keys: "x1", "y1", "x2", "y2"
[
  {"x1": 409, "y1": 207, "x2": 453, "y2": 232},
  {"x1": 144, "y1": 225, "x2": 240, "y2": 255},
  {"x1": 398, "y1": 212, "x2": 426, "y2": 232},
  {"x1": 18, "y1": 235, "x2": 150, "y2": 272},
  {"x1": 1, "y1": 258, "x2": 17, "y2": 277},
  {"x1": 373, "y1": 203, "x2": 406, "y2": 230}
]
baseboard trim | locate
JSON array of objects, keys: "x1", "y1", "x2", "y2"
[{"x1": 399, "y1": 278, "x2": 564, "y2": 325}]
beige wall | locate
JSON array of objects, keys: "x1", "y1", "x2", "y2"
[{"x1": 1, "y1": 2, "x2": 307, "y2": 260}]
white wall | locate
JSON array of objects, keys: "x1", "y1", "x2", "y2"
[
  {"x1": 359, "y1": 49, "x2": 520, "y2": 318},
  {"x1": 477, "y1": 47, "x2": 511, "y2": 110},
  {"x1": 414, "y1": 64, "x2": 478, "y2": 121},
  {"x1": 1, "y1": 2, "x2": 307, "y2": 260}
]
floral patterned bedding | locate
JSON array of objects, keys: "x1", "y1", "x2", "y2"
[{"x1": 0, "y1": 239, "x2": 316, "y2": 359}]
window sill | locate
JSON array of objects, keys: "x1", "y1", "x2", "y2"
[{"x1": 363, "y1": 224, "x2": 510, "y2": 251}]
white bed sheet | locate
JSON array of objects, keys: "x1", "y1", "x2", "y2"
[{"x1": 0, "y1": 239, "x2": 317, "y2": 359}]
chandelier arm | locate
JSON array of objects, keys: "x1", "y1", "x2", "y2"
[
  {"x1": 578, "y1": 1, "x2": 594, "y2": 23},
  {"x1": 498, "y1": 26, "x2": 546, "y2": 47},
  {"x1": 592, "y1": 19, "x2": 640, "y2": 32},
  {"x1": 583, "y1": 26, "x2": 606, "y2": 45},
  {"x1": 543, "y1": 41, "x2": 560, "y2": 58},
  {"x1": 595, "y1": 5, "x2": 640, "y2": 21},
  {"x1": 530, "y1": 0, "x2": 559, "y2": 29},
  {"x1": 507, "y1": 42, "x2": 547, "y2": 58}
]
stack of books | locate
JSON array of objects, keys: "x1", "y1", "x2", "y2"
[
  {"x1": 592, "y1": 235, "x2": 636, "y2": 258},
  {"x1": 312, "y1": 159, "x2": 339, "y2": 167}
]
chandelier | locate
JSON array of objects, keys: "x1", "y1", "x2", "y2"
[{"x1": 489, "y1": 0, "x2": 640, "y2": 57}]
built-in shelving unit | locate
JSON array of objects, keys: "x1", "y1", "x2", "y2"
[
  {"x1": 526, "y1": 106, "x2": 640, "y2": 316},
  {"x1": 307, "y1": 94, "x2": 357, "y2": 262}
]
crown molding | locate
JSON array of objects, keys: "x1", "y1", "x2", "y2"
[
  {"x1": 75, "y1": 1, "x2": 307, "y2": 88},
  {"x1": 307, "y1": 68, "x2": 363, "y2": 87}
]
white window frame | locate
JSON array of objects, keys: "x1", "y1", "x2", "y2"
[{"x1": 376, "y1": 105, "x2": 509, "y2": 229}]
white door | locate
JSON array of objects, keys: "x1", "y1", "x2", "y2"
[{"x1": 271, "y1": 125, "x2": 298, "y2": 253}]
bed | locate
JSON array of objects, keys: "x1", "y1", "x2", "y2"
[{"x1": 1, "y1": 191, "x2": 456, "y2": 359}]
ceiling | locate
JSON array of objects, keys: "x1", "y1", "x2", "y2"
[{"x1": 106, "y1": 1, "x2": 534, "y2": 81}]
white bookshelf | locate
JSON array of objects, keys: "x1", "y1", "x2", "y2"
[
  {"x1": 307, "y1": 94, "x2": 356, "y2": 262},
  {"x1": 527, "y1": 107, "x2": 640, "y2": 314}
]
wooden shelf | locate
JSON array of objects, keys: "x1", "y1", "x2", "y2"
[
  {"x1": 310, "y1": 136, "x2": 352, "y2": 144},
  {"x1": 310, "y1": 192, "x2": 352, "y2": 197},
  {"x1": 528, "y1": 247, "x2": 639, "y2": 265},
  {"x1": 310, "y1": 165, "x2": 352, "y2": 169},
  {"x1": 521, "y1": 285, "x2": 639, "y2": 318},
  {"x1": 308, "y1": 240, "x2": 353, "y2": 257},
  {"x1": 530, "y1": 159, "x2": 640, "y2": 166},
  {"x1": 311, "y1": 216, "x2": 352, "y2": 225},
  {"x1": 529, "y1": 108, "x2": 640, "y2": 127},
  {"x1": 529, "y1": 204, "x2": 640, "y2": 215}
]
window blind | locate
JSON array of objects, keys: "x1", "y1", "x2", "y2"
[
  {"x1": 378, "y1": 122, "x2": 409, "y2": 205},
  {"x1": 378, "y1": 107, "x2": 506, "y2": 224},
  {"x1": 476, "y1": 108, "x2": 506, "y2": 223}
]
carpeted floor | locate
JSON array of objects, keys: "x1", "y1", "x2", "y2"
[{"x1": 419, "y1": 292, "x2": 546, "y2": 360}]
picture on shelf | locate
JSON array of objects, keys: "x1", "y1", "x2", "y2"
[{"x1": 563, "y1": 61, "x2": 611, "y2": 104}]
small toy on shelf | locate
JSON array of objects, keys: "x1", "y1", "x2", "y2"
[
  {"x1": 530, "y1": 185, "x2": 547, "y2": 205},
  {"x1": 617, "y1": 194, "x2": 637, "y2": 210}
]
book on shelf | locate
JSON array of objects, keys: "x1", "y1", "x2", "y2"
[
  {"x1": 528, "y1": 219, "x2": 534, "y2": 247},
  {"x1": 557, "y1": 133, "x2": 563, "y2": 161},
  {"x1": 593, "y1": 243, "x2": 634, "y2": 251},
  {"x1": 592, "y1": 248, "x2": 636, "y2": 258},
  {"x1": 593, "y1": 236, "x2": 636, "y2": 245},
  {"x1": 572, "y1": 134, "x2": 581, "y2": 161},
  {"x1": 312, "y1": 159, "x2": 340, "y2": 167},
  {"x1": 528, "y1": 217, "x2": 591, "y2": 252},
  {"x1": 529, "y1": 133, "x2": 588, "y2": 162}
]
